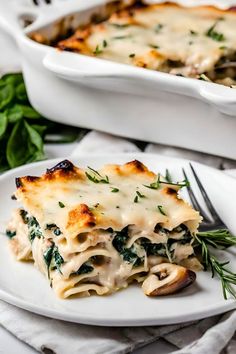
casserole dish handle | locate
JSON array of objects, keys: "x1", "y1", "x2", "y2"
[
  {"x1": 43, "y1": 51, "x2": 132, "y2": 81},
  {"x1": 44, "y1": 51, "x2": 236, "y2": 116},
  {"x1": 0, "y1": 3, "x2": 38, "y2": 38},
  {"x1": 0, "y1": 0, "x2": 89, "y2": 39}
]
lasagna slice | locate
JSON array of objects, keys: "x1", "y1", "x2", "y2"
[
  {"x1": 7, "y1": 160, "x2": 202, "y2": 298},
  {"x1": 54, "y1": 1, "x2": 236, "y2": 86}
]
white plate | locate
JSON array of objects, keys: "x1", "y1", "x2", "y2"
[{"x1": 0, "y1": 153, "x2": 236, "y2": 326}]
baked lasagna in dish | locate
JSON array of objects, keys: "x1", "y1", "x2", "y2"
[
  {"x1": 51, "y1": 1, "x2": 236, "y2": 87},
  {"x1": 7, "y1": 159, "x2": 202, "y2": 298}
]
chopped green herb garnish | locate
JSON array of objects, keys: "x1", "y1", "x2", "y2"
[
  {"x1": 85, "y1": 172, "x2": 100, "y2": 184},
  {"x1": 103, "y1": 40, "x2": 107, "y2": 48},
  {"x1": 189, "y1": 41, "x2": 193, "y2": 45},
  {"x1": 144, "y1": 173, "x2": 189, "y2": 190},
  {"x1": 111, "y1": 187, "x2": 119, "y2": 193},
  {"x1": 134, "y1": 190, "x2": 146, "y2": 203},
  {"x1": 157, "y1": 205, "x2": 167, "y2": 216},
  {"x1": 155, "y1": 24, "x2": 163, "y2": 33},
  {"x1": 93, "y1": 45, "x2": 103, "y2": 55},
  {"x1": 110, "y1": 23, "x2": 130, "y2": 28},
  {"x1": 58, "y1": 201, "x2": 65, "y2": 208},
  {"x1": 6, "y1": 230, "x2": 16, "y2": 238},
  {"x1": 113, "y1": 35, "x2": 131, "y2": 40},
  {"x1": 205, "y1": 19, "x2": 225, "y2": 42},
  {"x1": 149, "y1": 44, "x2": 160, "y2": 49},
  {"x1": 190, "y1": 30, "x2": 198, "y2": 36},
  {"x1": 129, "y1": 53, "x2": 135, "y2": 58},
  {"x1": 144, "y1": 173, "x2": 161, "y2": 190},
  {"x1": 136, "y1": 191, "x2": 145, "y2": 198},
  {"x1": 219, "y1": 45, "x2": 227, "y2": 50},
  {"x1": 86, "y1": 167, "x2": 109, "y2": 184},
  {"x1": 87, "y1": 166, "x2": 101, "y2": 176}
]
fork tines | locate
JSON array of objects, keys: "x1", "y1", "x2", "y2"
[{"x1": 182, "y1": 164, "x2": 226, "y2": 230}]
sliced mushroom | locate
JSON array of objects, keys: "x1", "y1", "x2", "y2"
[
  {"x1": 216, "y1": 62, "x2": 236, "y2": 70},
  {"x1": 142, "y1": 263, "x2": 196, "y2": 296}
]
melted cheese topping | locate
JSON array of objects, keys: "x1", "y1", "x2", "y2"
[
  {"x1": 56, "y1": 3, "x2": 236, "y2": 85},
  {"x1": 8, "y1": 160, "x2": 201, "y2": 298}
]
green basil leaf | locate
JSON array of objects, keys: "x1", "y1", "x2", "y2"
[
  {"x1": 24, "y1": 121, "x2": 43, "y2": 151},
  {"x1": 31, "y1": 124, "x2": 47, "y2": 137},
  {"x1": 16, "y1": 82, "x2": 28, "y2": 102},
  {"x1": 6, "y1": 120, "x2": 30, "y2": 168},
  {"x1": 2, "y1": 73, "x2": 23, "y2": 86},
  {"x1": 24, "y1": 121, "x2": 44, "y2": 162},
  {"x1": 0, "y1": 112, "x2": 8, "y2": 138},
  {"x1": 0, "y1": 83, "x2": 14, "y2": 110},
  {"x1": 6, "y1": 120, "x2": 44, "y2": 168},
  {"x1": 6, "y1": 104, "x2": 23, "y2": 123},
  {"x1": 21, "y1": 105, "x2": 42, "y2": 119}
]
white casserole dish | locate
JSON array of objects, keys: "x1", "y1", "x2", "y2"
[{"x1": 0, "y1": 0, "x2": 236, "y2": 159}]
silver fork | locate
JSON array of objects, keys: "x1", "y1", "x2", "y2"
[{"x1": 182, "y1": 163, "x2": 227, "y2": 232}]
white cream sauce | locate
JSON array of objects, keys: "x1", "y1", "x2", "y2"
[{"x1": 86, "y1": 5, "x2": 236, "y2": 75}]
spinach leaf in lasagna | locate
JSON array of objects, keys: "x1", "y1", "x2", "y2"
[
  {"x1": 43, "y1": 243, "x2": 64, "y2": 277},
  {"x1": 112, "y1": 226, "x2": 142, "y2": 266},
  {"x1": 6, "y1": 230, "x2": 16, "y2": 238},
  {"x1": 28, "y1": 216, "x2": 43, "y2": 242},
  {"x1": 53, "y1": 246, "x2": 64, "y2": 273},
  {"x1": 71, "y1": 263, "x2": 94, "y2": 276}
]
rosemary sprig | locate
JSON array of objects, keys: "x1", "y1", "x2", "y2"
[
  {"x1": 195, "y1": 229, "x2": 236, "y2": 299},
  {"x1": 144, "y1": 173, "x2": 189, "y2": 190},
  {"x1": 197, "y1": 229, "x2": 236, "y2": 249}
]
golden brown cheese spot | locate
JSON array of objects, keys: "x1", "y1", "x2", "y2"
[
  {"x1": 16, "y1": 160, "x2": 86, "y2": 192},
  {"x1": 67, "y1": 204, "x2": 96, "y2": 231},
  {"x1": 165, "y1": 187, "x2": 178, "y2": 196},
  {"x1": 123, "y1": 160, "x2": 150, "y2": 174},
  {"x1": 30, "y1": 32, "x2": 48, "y2": 45}
]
